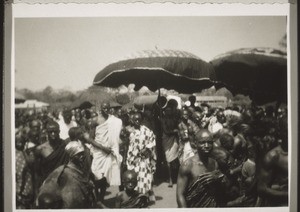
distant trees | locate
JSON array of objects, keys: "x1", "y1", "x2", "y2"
[
  {"x1": 279, "y1": 33, "x2": 287, "y2": 52},
  {"x1": 16, "y1": 84, "x2": 253, "y2": 111},
  {"x1": 17, "y1": 86, "x2": 77, "y2": 110}
]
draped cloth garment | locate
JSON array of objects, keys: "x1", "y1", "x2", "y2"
[
  {"x1": 40, "y1": 140, "x2": 69, "y2": 183},
  {"x1": 37, "y1": 164, "x2": 95, "y2": 209},
  {"x1": 120, "y1": 193, "x2": 149, "y2": 208},
  {"x1": 126, "y1": 125, "x2": 156, "y2": 195},
  {"x1": 91, "y1": 115, "x2": 123, "y2": 186},
  {"x1": 185, "y1": 170, "x2": 224, "y2": 208}
]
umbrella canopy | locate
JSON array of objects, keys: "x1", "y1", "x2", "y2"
[
  {"x1": 93, "y1": 49, "x2": 216, "y2": 93},
  {"x1": 211, "y1": 48, "x2": 287, "y2": 105}
]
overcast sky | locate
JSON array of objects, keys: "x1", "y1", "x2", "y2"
[{"x1": 15, "y1": 16, "x2": 287, "y2": 91}]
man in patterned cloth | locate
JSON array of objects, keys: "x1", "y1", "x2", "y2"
[
  {"x1": 126, "y1": 112, "x2": 157, "y2": 203},
  {"x1": 176, "y1": 129, "x2": 226, "y2": 208}
]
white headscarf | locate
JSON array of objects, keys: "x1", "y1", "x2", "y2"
[{"x1": 65, "y1": 141, "x2": 84, "y2": 158}]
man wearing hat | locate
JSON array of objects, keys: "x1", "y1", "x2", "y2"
[{"x1": 37, "y1": 141, "x2": 95, "y2": 209}]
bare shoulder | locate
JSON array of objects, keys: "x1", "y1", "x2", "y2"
[
  {"x1": 36, "y1": 142, "x2": 51, "y2": 153},
  {"x1": 36, "y1": 142, "x2": 47, "y2": 152},
  {"x1": 263, "y1": 146, "x2": 281, "y2": 167},
  {"x1": 179, "y1": 157, "x2": 195, "y2": 175},
  {"x1": 116, "y1": 191, "x2": 124, "y2": 198}
]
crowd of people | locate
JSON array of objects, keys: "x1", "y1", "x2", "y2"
[{"x1": 14, "y1": 95, "x2": 289, "y2": 209}]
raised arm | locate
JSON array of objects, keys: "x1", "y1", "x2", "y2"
[{"x1": 82, "y1": 132, "x2": 112, "y2": 154}]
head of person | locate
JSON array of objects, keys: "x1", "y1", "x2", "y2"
[
  {"x1": 100, "y1": 102, "x2": 110, "y2": 118},
  {"x1": 115, "y1": 108, "x2": 122, "y2": 118},
  {"x1": 29, "y1": 119, "x2": 41, "y2": 137},
  {"x1": 52, "y1": 110, "x2": 59, "y2": 120},
  {"x1": 68, "y1": 127, "x2": 84, "y2": 141},
  {"x1": 188, "y1": 95, "x2": 196, "y2": 106},
  {"x1": 181, "y1": 109, "x2": 189, "y2": 122},
  {"x1": 216, "y1": 111, "x2": 226, "y2": 124},
  {"x1": 46, "y1": 121, "x2": 60, "y2": 142},
  {"x1": 167, "y1": 99, "x2": 178, "y2": 110},
  {"x1": 131, "y1": 112, "x2": 142, "y2": 129},
  {"x1": 227, "y1": 116, "x2": 243, "y2": 135},
  {"x1": 15, "y1": 133, "x2": 25, "y2": 151},
  {"x1": 81, "y1": 109, "x2": 86, "y2": 118},
  {"x1": 109, "y1": 107, "x2": 116, "y2": 116},
  {"x1": 219, "y1": 133, "x2": 234, "y2": 152},
  {"x1": 122, "y1": 170, "x2": 138, "y2": 192},
  {"x1": 192, "y1": 111, "x2": 204, "y2": 126},
  {"x1": 201, "y1": 103, "x2": 209, "y2": 115},
  {"x1": 62, "y1": 110, "x2": 72, "y2": 125},
  {"x1": 74, "y1": 110, "x2": 82, "y2": 123},
  {"x1": 195, "y1": 129, "x2": 214, "y2": 155},
  {"x1": 65, "y1": 141, "x2": 85, "y2": 169}
]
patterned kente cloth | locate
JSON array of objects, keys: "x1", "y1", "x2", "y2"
[
  {"x1": 121, "y1": 193, "x2": 149, "y2": 208},
  {"x1": 126, "y1": 125, "x2": 156, "y2": 195},
  {"x1": 185, "y1": 170, "x2": 225, "y2": 208},
  {"x1": 16, "y1": 150, "x2": 34, "y2": 209}
]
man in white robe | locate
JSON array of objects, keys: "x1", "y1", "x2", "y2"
[{"x1": 87, "y1": 102, "x2": 123, "y2": 201}]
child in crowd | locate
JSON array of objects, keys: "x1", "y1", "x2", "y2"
[
  {"x1": 97, "y1": 170, "x2": 148, "y2": 209},
  {"x1": 115, "y1": 170, "x2": 148, "y2": 208}
]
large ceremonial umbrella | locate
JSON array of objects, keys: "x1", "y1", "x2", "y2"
[
  {"x1": 93, "y1": 49, "x2": 216, "y2": 94},
  {"x1": 211, "y1": 48, "x2": 287, "y2": 105}
]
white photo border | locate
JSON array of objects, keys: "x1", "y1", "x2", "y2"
[{"x1": 4, "y1": 2, "x2": 297, "y2": 212}]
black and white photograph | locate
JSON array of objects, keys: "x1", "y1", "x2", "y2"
[{"x1": 7, "y1": 2, "x2": 295, "y2": 211}]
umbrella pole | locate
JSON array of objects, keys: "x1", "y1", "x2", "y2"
[{"x1": 158, "y1": 88, "x2": 162, "y2": 120}]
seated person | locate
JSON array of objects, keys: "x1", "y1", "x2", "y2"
[
  {"x1": 97, "y1": 170, "x2": 148, "y2": 209},
  {"x1": 116, "y1": 170, "x2": 148, "y2": 208}
]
